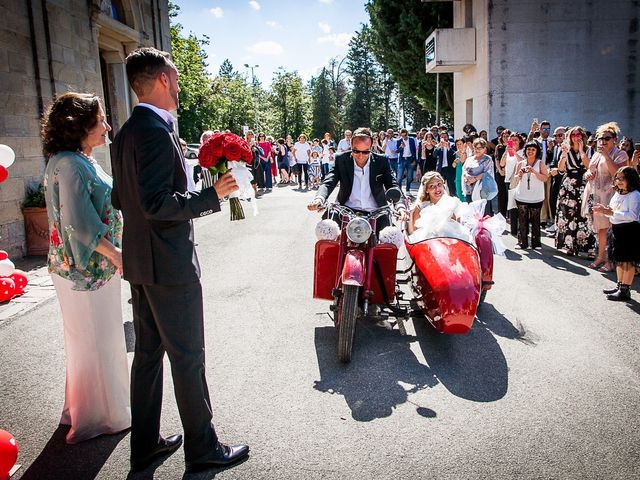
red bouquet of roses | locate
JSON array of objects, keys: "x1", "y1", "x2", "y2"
[{"x1": 198, "y1": 132, "x2": 254, "y2": 220}]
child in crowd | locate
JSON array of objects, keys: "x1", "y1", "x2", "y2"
[{"x1": 309, "y1": 150, "x2": 322, "y2": 189}]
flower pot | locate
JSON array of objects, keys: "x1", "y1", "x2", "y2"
[{"x1": 22, "y1": 207, "x2": 49, "y2": 256}]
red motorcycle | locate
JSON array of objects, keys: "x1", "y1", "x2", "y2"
[{"x1": 313, "y1": 201, "x2": 400, "y2": 362}]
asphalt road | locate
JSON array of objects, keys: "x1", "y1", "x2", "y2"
[{"x1": 0, "y1": 184, "x2": 638, "y2": 480}]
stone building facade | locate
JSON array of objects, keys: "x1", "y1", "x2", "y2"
[
  {"x1": 426, "y1": 0, "x2": 639, "y2": 139},
  {"x1": 0, "y1": 0, "x2": 170, "y2": 257}
]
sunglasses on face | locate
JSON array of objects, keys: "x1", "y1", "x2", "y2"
[
  {"x1": 598, "y1": 136, "x2": 614, "y2": 142},
  {"x1": 554, "y1": 133, "x2": 565, "y2": 137},
  {"x1": 570, "y1": 133, "x2": 582, "y2": 137},
  {"x1": 541, "y1": 127, "x2": 550, "y2": 132},
  {"x1": 352, "y1": 149, "x2": 371, "y2": 155}
]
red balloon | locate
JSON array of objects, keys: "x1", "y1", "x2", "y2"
[
  {"x1": 0, "y1": 278, "x2": 16, "y2": 302},
  {"x1": 0, "y1": 430, "x2": 18, "y2": 476},
  {"x1": 0, "y1": 251, "x2": 7, "y2": 261},
  {"x1": 0, "y1": 166, "x2": 7, "y2": 183},
  {"x1": 9, "y1": 270, "x2": 27, "y2": 296}
]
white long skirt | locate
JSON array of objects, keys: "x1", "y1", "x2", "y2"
[{"x1": 52, "y1": 273, "x2": 131, "y2": 443}]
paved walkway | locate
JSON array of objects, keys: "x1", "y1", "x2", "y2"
[{"x1": 0, "y1": 257, "x2": 55, "y2": 322}]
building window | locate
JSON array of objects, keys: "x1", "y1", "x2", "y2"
[
  {"x1": 466, "y1": 98, "x2": 474, "y2": 126},
  {"x1": 100, "y1": 0, "x2": 126, "y2": 24}
]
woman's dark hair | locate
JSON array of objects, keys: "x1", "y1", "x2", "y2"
[
  {"x1": 524, "y1": 141, "x2": 541, "y2": 159},
  {"x1": 41, "y1": 92, "x2": 101, "y2": 159},
  {"x1": 615, "y1": 166, "x2": 640, "y2": 193},
  {"x1": 277, "y1": 138, "x2": 285, "y2": 144}
]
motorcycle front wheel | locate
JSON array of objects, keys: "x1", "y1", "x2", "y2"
[{"x1": 337, "y1": 284, "x2": 359, "y2": 363}]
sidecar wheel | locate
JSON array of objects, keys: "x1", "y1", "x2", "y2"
[{"x1": 337, "y1": 284, "x2": 359, "y2": 363}]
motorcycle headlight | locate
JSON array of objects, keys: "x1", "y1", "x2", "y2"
[{"x1": 346, "y1": 217, "x2": 372, "y2": 244}]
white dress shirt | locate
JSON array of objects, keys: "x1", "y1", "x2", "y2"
[
  {"x1": 137, "y1": 103, "x2": 196, "y2": 192},
  {"x1": 345, "y1": 158, "x2": 377, "y2": 212}
]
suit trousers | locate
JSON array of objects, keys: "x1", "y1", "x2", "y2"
[
  {"x1": 440, "y1": 166, "x2": 457, "y2": 197},
  {"x1": 129, "y1": 281, "x2": 218, "y2": 464}
]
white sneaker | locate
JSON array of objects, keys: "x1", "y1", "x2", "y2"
[{"x1": 546, "y1": 225, "x2": 557, "y2": 233}]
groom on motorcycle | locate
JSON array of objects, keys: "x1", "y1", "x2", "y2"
[{"x1": 307, "y1": 127, "x2": 408, "y2": 231}]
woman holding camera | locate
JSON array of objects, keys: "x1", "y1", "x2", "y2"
[
  {"x1": 593, "y1": 166, "x2": 640, "y2": 301},
  {"x1": 584, "y1": 122, "x2": 629, "y2": 272},
  {"x1": 555, "y1": 126, "x2": 596, "y2": 257},
  {"x1": 513, "y1": 141, "x2": 549, "y2": 249}
]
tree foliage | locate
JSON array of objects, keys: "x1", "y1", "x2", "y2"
[
  {"x1": 366, "y1": 0, "x2": 454, "y2": 117},
  {"x1": 269, "y1": 70, "x2": 310, "y2": 139},
  {"x1": 310, "y1": 68, "x2": 338, "y2": 139}
]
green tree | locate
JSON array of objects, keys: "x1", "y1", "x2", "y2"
[
  {"x1": 310, "y1": 68, "x2": 338, "y2": 139},
  {"x1": 366, "y1": 0, "x2": 453, "y2": 116},
  {"x1": 169, "y1": 3, "x2": 216, "y2": 141},
  {"x1": 269, "y1": 69, "x2": 310, "y2": 138},
  {"x1": 344, "y1": 26, "x2": 378, "y2": 129}
]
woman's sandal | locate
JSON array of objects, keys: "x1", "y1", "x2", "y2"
[
  {"x1": 588, "y1": 260, "x2": 605, "y2": 269},
  {"x1": 598, "y1": 262, "x2": 614, "y2": 273}
]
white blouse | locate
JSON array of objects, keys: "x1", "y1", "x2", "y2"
[{"x1": 608, "y1": 190, "x2": 640, "y2": 224}]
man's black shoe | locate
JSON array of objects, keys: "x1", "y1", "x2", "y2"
[
  {"x1": 185, "y1": 442, "x2": 249, "y2": 472},
  {"x1": 130, "y1": 434, "x2": 183, "y2": 472}
]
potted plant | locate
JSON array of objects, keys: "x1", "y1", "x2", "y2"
[{"x1": 21, "y1": 182, "x2": 49, "y2": 256}]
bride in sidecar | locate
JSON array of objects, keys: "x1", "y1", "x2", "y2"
[{"x1": 404, "y1": 171, "x2": 505, "y2": 334}]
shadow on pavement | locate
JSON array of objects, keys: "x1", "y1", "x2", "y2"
[
  {"x1": 525, "y1": 245, "x2": 590, "y2": 276},
  {"x1": 412, "y1": 306, "x2": 511, "y2": 403},
  {"x1": 20, "y1": 425, "x2": 128, "y2": 480},
  {"x1": 313, "y1": 322, "x2": 438, "y2": 422}
]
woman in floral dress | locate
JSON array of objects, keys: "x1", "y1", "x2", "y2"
[
  {"x1": 42, "y1": 92, "x2": 130, "y2": 443},
  {"x1": 554, "y1": 126, "x2": 596, "y2": 257}
]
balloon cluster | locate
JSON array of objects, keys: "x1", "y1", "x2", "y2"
[
  {"x1": 0, "y1": 145, "x2": 14, "y2": 183},
  {"x1": 0, "y1": 429, "x2": 18, "y2": 480},
  {"x1": 0, "y1": 251, "x2": 28, "y2": 303}
]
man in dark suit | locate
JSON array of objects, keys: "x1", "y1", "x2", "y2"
[
  {"x1": 434, "y1": 131, "x2": 457, "y2": 196},
  {"x1": 111, "y1": 47, "x2": 249, "y2": 473},
  {"x1": 307, "y1": 127, "x2": 407, "y2": 231},
  {"x1": 395, "y1": 128, "x2": 418, "y2": 194}
]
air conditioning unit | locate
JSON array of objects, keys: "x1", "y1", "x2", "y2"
[{"x1": 425, "y1": 28, "x2": 476, "y2": 73}]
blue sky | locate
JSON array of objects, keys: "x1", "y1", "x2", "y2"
[{"x1": 173, "y1": 0, "x2": 370, "y2": 86}]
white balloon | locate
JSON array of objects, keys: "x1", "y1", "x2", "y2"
[
  {"x1": 0, "y1": 144, "x2": 15, "y2": 168},
  {"x1": 0, "y1": 258, "x2": 15, "y2": 276}
]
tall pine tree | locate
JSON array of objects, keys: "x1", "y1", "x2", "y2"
[{"x1": 311, "y1": 68, "x2": 338, "y2": 139}]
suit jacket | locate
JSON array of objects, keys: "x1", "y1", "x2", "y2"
[
  {"x1": 434, "y1": 145, "x2": 457, "y2": 171},
  {"x1": 111, "y1": 106, "x2": 220, "y2": 286},
  {"x1": 396, "y1": 137, "x2": 417, "y2": 161},
  {"x1": 316, "y1": 152, "x2": 399, "y2": 208}
]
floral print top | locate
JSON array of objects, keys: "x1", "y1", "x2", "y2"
[{"x1": 44, "y1": 151, "x2": 122, "y2": 291}]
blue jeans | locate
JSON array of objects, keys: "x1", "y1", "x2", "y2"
[
  {"x1": 260, "y1": 159, "x2": 272, "y2": 188},
  {"x1": 397, "y1": 157, "x2": 415, "y2": 191},
  {"x1": 387, "y1": 157, "x2": 398, "y2": 177}
]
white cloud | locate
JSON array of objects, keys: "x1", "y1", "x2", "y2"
[
  {"x1": 209, "y1": 7, "x2": 223, "y2": 18},
  {"x1": 249, "y1": 1, "x2": 261, "y2": 10},
  {"x1": 318, "y1": 21, "x2": 331, "y2": 34},
  {"x1": 247, "y1": 41, "x2": 283, "y2": 56},
  {"x1": 319, "y1": 0, "x2": 333, "y2": 4},
  {"x1": 266, "y1": 20, "x2": 281, "y2": 29},
  {"x1": 317, "y1": 32, "x2": 353, "y2": 48}
]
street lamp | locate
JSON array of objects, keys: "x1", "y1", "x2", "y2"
[{"x1": 244, "y1": 63, "x2": 259, "y2": 130}]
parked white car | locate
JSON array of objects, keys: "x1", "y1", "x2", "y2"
[{"x1": 185, "y1": 143, "x2": 200, "y2": 159}]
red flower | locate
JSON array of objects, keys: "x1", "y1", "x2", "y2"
[
  {"x1": 50, "y1": 226, "x2": 61, "y2": 247},
  {"x1": 224, "y1": 138, "x2": 242, "y2": 161},
  {"x1": 198, "y1": 132, "x2": 252, "y2": 170}
]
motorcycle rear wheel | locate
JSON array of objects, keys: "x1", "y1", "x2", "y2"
[{"x1": 337, "y1": 284, "x2": 359, "y2": 363}]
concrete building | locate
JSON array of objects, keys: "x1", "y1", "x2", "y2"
[
  {"x1": 0, "y1": 0, "x2": 170, "y2": 256},
  {"x1": 425, "y1": 0, "x2": 639, "y2": 139}
]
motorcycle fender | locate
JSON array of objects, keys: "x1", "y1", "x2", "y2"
[{"x1": 341, "y1": 250, "x2": 366, "y2": 286}]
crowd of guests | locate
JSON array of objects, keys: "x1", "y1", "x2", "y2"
[{"x1": 190, "y1": 122, "x2": 639, "y2": 303}]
